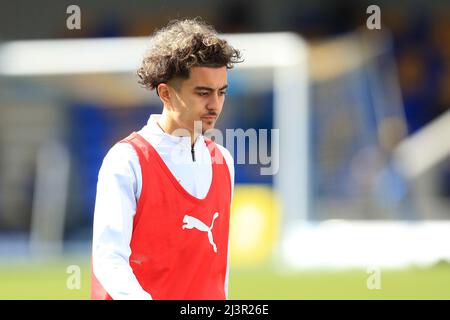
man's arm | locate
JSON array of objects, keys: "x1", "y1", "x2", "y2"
[
  {"x1": 217, "y1": 145, "x2": 235, "y2": 300},
  {"x1": 92, "y1": 143, "x2": 152, "y2": 300}
]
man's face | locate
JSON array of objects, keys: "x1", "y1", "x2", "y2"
[{"x1": 168, "y1": 66, "x2": 228, "y2": 134}]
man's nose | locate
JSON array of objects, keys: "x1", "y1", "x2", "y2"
[{"x1": 206, "y1": 93, "x2": 221, "y2": 110}]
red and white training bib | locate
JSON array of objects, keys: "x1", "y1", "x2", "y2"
[{"x1": 91, "y1": 132, "x2": 231, "y2": 300}]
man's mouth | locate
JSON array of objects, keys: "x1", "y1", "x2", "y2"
[{"x1": 201, "y1": 115, "x2": 217, "y2": 121}]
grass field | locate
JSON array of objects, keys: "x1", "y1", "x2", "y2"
[{"x1": 1, "y1": 257, "x2": 449, "y2": 299}]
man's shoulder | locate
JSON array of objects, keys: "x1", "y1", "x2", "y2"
[
  {"x1": 211, "y1": 141, "x2": 235, "y2": 186},
  {"x1": 213, "y1": 142, "x2": 234, "y2": 168},
  {"x1": 215, "y1": 143, "x2": 232, "y2": 157},
  {"x1": 101, "y1": 139, "x2": 139, "y2": 170}
]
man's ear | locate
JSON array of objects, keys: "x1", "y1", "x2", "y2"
[{"x1": 157, "y1": 83, "x2": 172, "y2": 106}]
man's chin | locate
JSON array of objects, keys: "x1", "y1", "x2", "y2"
[
  {"x1": 201, "y1": 119, "x2": 216, "y2": 130},
  {"x1": 202, "y1": 126, "x2": 215, "y2": 134}
]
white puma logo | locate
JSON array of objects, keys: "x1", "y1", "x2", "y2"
[{"x1": 182, "y1": 212, "x2": 219, "y2": 253}]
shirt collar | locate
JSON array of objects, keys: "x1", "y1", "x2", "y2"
[{"x1": 145, "y1": 114, "x2": 205, "y2": 150}]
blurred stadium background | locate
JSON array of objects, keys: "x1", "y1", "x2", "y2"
[{"x1": 1, "y1": 0, "x2": 450, "y2": 299}]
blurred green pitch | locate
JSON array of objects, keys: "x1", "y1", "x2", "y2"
[{"x1": 1, "y1": 258, "x2": 449, "y2": 300}]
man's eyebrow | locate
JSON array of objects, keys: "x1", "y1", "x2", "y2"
[{"x1": 194, "y1": 85, "x2": 228, "y2": 91}]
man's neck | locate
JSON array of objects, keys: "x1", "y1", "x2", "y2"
[{"x1": 157, "y1": 112, "x2": 199, "y2": 147}]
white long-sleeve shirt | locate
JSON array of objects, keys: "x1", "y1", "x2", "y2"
[{"x1": 92, "y1": 114, "x2": 234, "y2": 300}]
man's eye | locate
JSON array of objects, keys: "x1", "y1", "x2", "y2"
[
  {"x1": 219, "y1": 91, "x2": 227, "y2": 96},
  {"x1": 197, "y1": 92, "x2": 208, "y2": 96}
]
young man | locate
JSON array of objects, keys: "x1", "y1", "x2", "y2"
[{"x1": 91, "y1": 19, "x2": 242, "y2": 300}]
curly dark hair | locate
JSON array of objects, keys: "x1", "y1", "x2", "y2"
[{"x1": 137, "y1": 18, "x2": 242, "y2": 91}]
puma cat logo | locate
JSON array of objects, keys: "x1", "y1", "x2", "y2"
[{"x1": 182, "y1": 212, "x2": 219, "y2": 253}]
